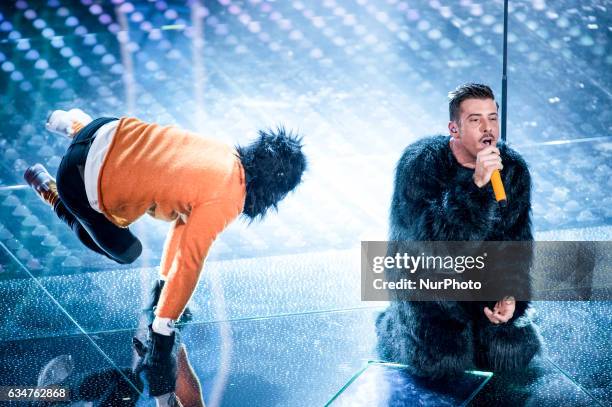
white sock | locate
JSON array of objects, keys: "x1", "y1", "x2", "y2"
[
  {"x1": 152, "y1": 316, "x2": 175, "y2": 336},
  {"x1": 69, "y1": 108, "x2": 93, "y2": 126}
]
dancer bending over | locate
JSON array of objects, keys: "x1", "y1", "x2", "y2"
[{"x1": 25, "y1": 109, "x2": 307, "y2": 402}]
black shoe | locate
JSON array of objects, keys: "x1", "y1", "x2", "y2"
[{"x1": 24, "y1": 163, "x2": 60, "y2": 208}]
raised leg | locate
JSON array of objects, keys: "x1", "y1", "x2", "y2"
[{"x1": 24, "y1": 164, "x2": 107, "y2": 257}]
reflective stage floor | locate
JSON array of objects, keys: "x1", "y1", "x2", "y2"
[
  {"x1": 1, "y1": 0, "x2": 611, "y2": 406},
  {"x1": 1, "y1": 243, "x2": 610, "y2": 406}
]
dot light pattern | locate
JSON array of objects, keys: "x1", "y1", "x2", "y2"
[{"x1": 0, "y1": 0, "x2": 610, "y2": 278}]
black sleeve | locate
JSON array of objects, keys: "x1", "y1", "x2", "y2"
[
  {"x1": 500, "y1": 151, "x2": 533, "y2": 241},
  {"x1": 389, "y1": 141, "x2": 499, "y2": 242},
  {"x1": 473, "y1": 150, "x2": 533, "y2": 321},
  {"x1": 497, "y1": 152, "x2": 534, "y2": 319}
]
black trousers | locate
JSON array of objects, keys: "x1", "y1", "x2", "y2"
[{"x1": 54, "y1": 117, "x2": 142, "y2": 264}]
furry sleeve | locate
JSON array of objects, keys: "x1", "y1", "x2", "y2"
[
  {"x1": 488, "y1": 145, "x2": 534, "y2": 319},
  {"x1": 497, "y1": 144, "x2": 533, "y2": 241}
]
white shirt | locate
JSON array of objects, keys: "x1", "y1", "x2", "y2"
[{"x1": 84, "y1": 120, "x2": 119, "y2": 213}]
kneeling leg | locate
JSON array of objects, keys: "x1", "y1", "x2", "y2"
[
  {"x1": 474, "y1": 320, "x2": 542, "y2": 372},
  {"x1": 376, "y1": 303, "x2": 475, "y2": 379}
]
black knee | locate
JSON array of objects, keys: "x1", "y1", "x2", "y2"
[
  {"x1": 475, "y1": 320, "x2": 542, "y2": 372},
  {"x1": 112, "y1": 239, "x2": 142, "y2": 264},
  {"x1": 376, "y1": 304, "x2": 475, "y2": 379}
]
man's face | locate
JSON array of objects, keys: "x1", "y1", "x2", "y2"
[{"x1": 449, "y1": 98, "x2": 499, "y2": 158}]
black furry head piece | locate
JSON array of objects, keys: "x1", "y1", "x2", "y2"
[{"x1": 236, "y1": 126, "x2": 307, "y2": 221}]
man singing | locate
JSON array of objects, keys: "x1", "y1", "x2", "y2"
[{"x1": 376, "y1": 83, "x2": 541, "y2": 378}]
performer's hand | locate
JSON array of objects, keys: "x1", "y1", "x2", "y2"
[
  {"x1": 473, "y1": 146, "x2": 502, "y2": 188},
  {"x1": 133, "y1": 331, "x2": 178, "y2": 397},
  {"x1": 484, "y1": 296, "x2": 515, "y2": 324}
]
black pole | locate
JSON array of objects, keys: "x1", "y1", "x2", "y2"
[{"x1": 501, "y1": 0, "x2": 508, "y2": 142}]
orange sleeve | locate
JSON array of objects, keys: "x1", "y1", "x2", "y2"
[
  {"x1": 158, "y1": 217, "x2": 187, "y2": 280},
  {"x1": 155, "y1": 202, "x2": 238, "y2": 320}
]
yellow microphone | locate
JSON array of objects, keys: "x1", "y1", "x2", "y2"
[{"x1": 491, "y1": 169, "x2": 507, "y2": 207}]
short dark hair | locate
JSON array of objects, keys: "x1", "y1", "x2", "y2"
[{"x1": 448, "y1": 83, "x2": 497, "y2": 122}]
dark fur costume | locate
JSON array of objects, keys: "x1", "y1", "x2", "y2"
[
  {"x1": 376, "y1": 135, "x2": 542, "y2": 378},
  {"x1": 236, "y1": 127, "x2": 307, "y2": 220}
]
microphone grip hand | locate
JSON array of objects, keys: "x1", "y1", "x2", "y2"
[{"x1": 473, "y1": 147, "x2": 507, "y2": 205}]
